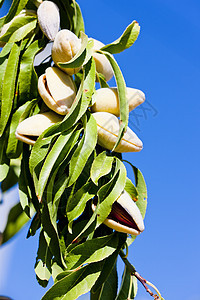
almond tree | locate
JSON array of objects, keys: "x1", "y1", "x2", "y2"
[{"x1": 0, "y1": 0, "x2": 164, "y2": 299}]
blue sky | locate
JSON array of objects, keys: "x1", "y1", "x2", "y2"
[{"x1": 0, "y1": 0, "x2": 200, "y2": 299}]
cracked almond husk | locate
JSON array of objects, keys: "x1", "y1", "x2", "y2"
[
  {"x1": 92, "y1": 112, "x2": 143, "y2": 152},
  {"x1": 38, "y1": 66, "x2": 76, "y2": 115}
]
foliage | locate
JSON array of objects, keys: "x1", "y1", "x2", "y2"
[{"x1": 0, "y1": 0, "x2": 163, "y2": 299}]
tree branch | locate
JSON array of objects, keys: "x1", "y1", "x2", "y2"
[{"x1": 119, "y1": 250, "x2": 162, "y2": 299}]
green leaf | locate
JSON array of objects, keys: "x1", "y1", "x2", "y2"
[
  {"x1": 91, "y1": 232, "x2": 127, "y2": 295},
  {"x1": 116, "y1": 265, "x2": 138, "y2": 300},
  {"x1": 37, "y1": 126, "x2": 80, "y2": 200},
  {"x1": 98, "y1": 263, "x2": 117, "y2": 300},
  {"x1": 0, "y1": 42, "x2": 21, "y2": 136},
  {"x1": 58, "y1": 31, "x2": 88, "y2": 69},
  {"x1": 1, "y1": 158, "x2": 20, "y2": 192},
  {"x1": 19, "y1": 144, "x2": 39, "y2": 216},
  {"x1": 99, "y1": 51, "x2": 128, "y2": 151},
  {"x1": 73, "y1": 1, "x2": 85, "y2": 36},
  {"x1": 0, "y1": 42, "x2": 14, "y2": 58},
  {"x1": 123, "y1": 160, "x2": 147, "y2": 218},
  {"x1": 18, "y1": 39, "x2": 46, "y2": 105},
  {"x1": 5, "y1": 0, "x2": 30, "y2": 23},
  {"x1": 68, "y1": 112, "x2": 97, "y2": 186},
  {"x1": 41, "y1": 201, "x2": 66, "y2": 268},
  {"x1": 0, "y1": 202, "x2": 30, "y2": 245},
  {"x1": 27, "y1": 212, "x2": 41, "y2": 238},
  {"x1": 0, "y1": 130, "x2": 10, "y2": 182},
  {"x1": 125, "y1": 177, "x2": 138, "y2": 202},
  {"x1": 6, "y1": 101, "x2": 31, "y2": 159},
  {"x1": 96, "y1": 72, "x2": 109, "y2": 88},
  {"x1": 101, "y1": 21, "x2": 140, "y2": 54},
  {"x1": 67, "y1": 181, "x2": 98, "y2": 232},
  {"x1": 35, "y1": 230, "x2": 53, "y2": 287},
  {"x1": 0, "y1": 16, "x2": 37, "y2": 43},
  {"x1": 96, "y1": 158, "x2": 127, "y2": 226},
  {"x1": 91, "y1": 151, "x2": 114, "y2": 185},
  {"x1": 42, "y1": 262, "x2": 103, "y2": 300},
  {"x1": 0, "y1": 0, "x2": 5, "y2": 9},
  {"x1": 65, "y1": 233, "x2": 118, "y2": 270}
]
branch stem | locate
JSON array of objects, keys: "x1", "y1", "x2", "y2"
[{"x1": 119, "y1": 250, "x2": 162, "y2": 300}]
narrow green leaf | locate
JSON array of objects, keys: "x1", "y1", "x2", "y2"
[
  {"x1": 0, "y1": 202, "x2": 30, "y2": 245},
  {"x1": 6, "y1": 101, "x2": 32, "y2": 159},
  {"x1": 35, "y1": 230, "x2": 53, "y2": 287},
  {"x1": 55, "y1": 0, "x2": 73, "y2": 30},
  {"x1": 0, "y1": 0, "x2": 5, "y2": 9},
  {"x1": 27, "y1": 212, "x2": 41, "y2": 238},
  {"x1": 0, "y1": 130, "x2": 10, "y2": 181},
  {"x1": 123, "y1": 160, "x2": 147, "y2": 218},
  {"x1": 101, "y1": 21, "x2": 140, "y2": 54},
  {"x1": 42, "y1": 262, "x2": 103, "y2": 300},
  {"x1": 96, "y1": 72, "x2": 109, "y2": 88},
  {"x1": 58, "y1": 31, "x2": 88, "y2": 69},
  {"x1": 5, "y1": 0, "x2": 30, "y2": 23},
  {"x1": 73, "y1": 1, "x2": 85, "y2": 36},
  {"x1": 96, "y1": 158, "x2": 127, "y2": 226},
  {"x1": 67, "y1": 181, "x2": 98, "y2": 232},
  {"x1": 91, "y1": 151, "x2": 114, "y2": 185},
  {"x1": 1, "y1": 158, "x2": 20, "y2": 192},
  {"x1": 41, "y1": 203, "x2": 64, "y2": 267},
  {"x1": 65, "y1": 233, "x2": 118, "y2": 270},
  {"x1": 19, "y1": 144, "x2": 39, "y2": 216},
  {"x1": 99, "y1": 51, "x2": 128, "y2": 151},
  {"x1": 125, "y1": 177, "x2": 138, "y2": 201},
  {"x1": 18, "y1": 39, "x2": 46, "y2": 105},
  {"x1": 95, "y1": 263, "x2": 118, "y2": 300},
  {"x1": 91, "y1": 232, "x2": 127, "y2": 295},
  {"x1": 0, "y1": 42, "x2": 21, "y2": 136},
  {"x1": 37, "y1": 126, "x2": 79, "y2": 200},
  {"x1": 0, "y1": 42, "x2": 14, "y2": 58},
  {"x1": 116, "y1": 265, "x2": 138, "y2": 300},
  {"x1": 68, "y1": 113, "x2": 97, "y2": 186},
  {"x1": 0, "y1": 16, "x2": 37, "y2": 43}
]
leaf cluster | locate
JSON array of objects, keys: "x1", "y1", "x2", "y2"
[{"x1": 0, "y1": 0, "x2": 149, "y2": 299}]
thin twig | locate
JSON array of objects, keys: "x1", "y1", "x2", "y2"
[{"x1": 119, "y1": 250, "x2": 161, "y2": 299}]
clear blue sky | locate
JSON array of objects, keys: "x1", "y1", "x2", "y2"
[{"x1": 0, "y1": 0, "x2": 200, "y2": 299}]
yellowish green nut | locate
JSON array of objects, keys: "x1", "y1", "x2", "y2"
[
  {"x1": 91, "y1": 87, "x2": 145, "y2": 116},
  {"x1": 37, "y1": 1, "x2": 60, "y2": 41},
  {"x1": 38, "y1": 66, "x2": 76, "y2": 115},
  {"x1": 90, "y1": 38, "x2": 114, "y2": 82},
  {"x1": 92, "y1": 190, "x2": 144, "y2": 235},
  {"x1": 92, "y1": 112, "x2": 143, "y2": 152},
  {"x1": 15, "y1": 111, "x2": 63, "y2": 145},
  {"x1": 52, "y1": 29, "x2": 81, "y2": 75}
]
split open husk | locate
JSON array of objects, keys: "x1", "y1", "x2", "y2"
[
  {"x1": 91, "y1": 87, "x2": 145, "y2": 116},
  {"x1": 92, "y1": 112, "x2": 143, "y2": 152},
  {"x1": 37, "y1": 1, "x2": 60, "y2": 41},
  {"x1": 15, "y1": 111, "x2": 63, "y2": 145},
  {"x1": 90, "y1": 38, "x2": 114, "y2": 82},
  {"x1": 52, "y1": 29, "x2": 81, "y2": 75},
  {"x1": 92, "y1": 190, "x2": 144, "y2": 235},
  {"x1": 38, "y1": 66, "x2": 76, "y2": 115}
]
